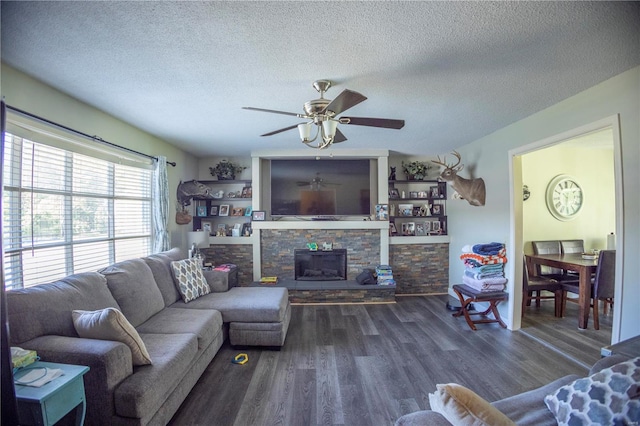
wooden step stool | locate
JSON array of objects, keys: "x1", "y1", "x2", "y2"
[{"x1": 452, "y1": 284, "x2": 508, "y2": 331}]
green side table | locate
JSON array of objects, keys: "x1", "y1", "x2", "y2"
[{"x1": 14, "y1": 361, "x2": 90, "y2": 426}]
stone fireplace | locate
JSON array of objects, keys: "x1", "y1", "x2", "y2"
[
  {"x1": 294, "y1": 249, "x2": 347, "y2": 280},
  {"x1": 258, "y1": 227, "x2": 384, "y2": 280}
]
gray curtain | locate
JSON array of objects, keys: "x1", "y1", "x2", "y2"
[{"x1": 152, "y1": 156, "x2": 170, "y2": 253}]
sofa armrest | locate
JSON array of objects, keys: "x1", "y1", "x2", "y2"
[
  {"x1": 589, "y1": 354, "x2": 629, "y2": 375},
  {"x1": 22, "y1": 335, "x2": 133, "y2": 385},
  {"x1": 20, "y1": 335, "x2": 134, "y2": 423}
]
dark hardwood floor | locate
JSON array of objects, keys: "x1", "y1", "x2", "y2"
[
  {"x1": 169, "y1": 295, "x2": 610, "y2": 426},
  {"x1": 520, "y1": 294, "x2": 613, "y2": 368}
]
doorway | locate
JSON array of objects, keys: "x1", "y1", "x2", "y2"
[{"x1": 508, "y1": 116, "x2": 623, "y2": 348}]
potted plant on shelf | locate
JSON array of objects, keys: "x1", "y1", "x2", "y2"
[
  {"x1": 401, "y1": 160, "x2": 430, "y2": 180},
  {"x1": 209, "y1": 160, "x2": 246, "y2": 180}
]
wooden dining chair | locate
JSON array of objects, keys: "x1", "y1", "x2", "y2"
[
  {"x1": 561, "y1": 250, "x2": 615, "y2": 329},
  {"x1": 560, "y1": 239, "x2": 584, "y2": 254},
  {"x1": 531, "y1": 240, "x2": 565, "y2": 280},
  {"x1": 592, "y1": 250, "x2": 615, "y2": 330},
  {"x1": 560, "y1": 239, "x2": 584, "y2": 276},
  {"x1": 522, "y1": 257, "x2": 563, "y2": 317}
]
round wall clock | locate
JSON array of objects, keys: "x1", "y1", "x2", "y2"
[{"x1": 545, "y1": 174, "x2": 583, "y2": 221}]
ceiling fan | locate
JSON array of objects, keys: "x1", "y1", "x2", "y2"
[
  {"x1": 297, "y1": 173, "x2": 340, "y2": 190},
  {"x1": 243, "y1": 80, "x2": 405, "y2": 149}
]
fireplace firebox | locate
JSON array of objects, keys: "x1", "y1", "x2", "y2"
[{"x1": 294, "y1": 249, "x2": 347, "y2": 280}]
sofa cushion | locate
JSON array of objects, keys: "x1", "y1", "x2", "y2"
[
  {"x1": 100, "y1": 258, "x2": 165, "y2": 327},
  {"x1": 72, "y1": 308, "x2": 152, "y2": 366},
  {"x1": 114, "y1": 332, "x2": 198, "y2": 418},
  {"x1": 171, "y1": 258, "x2": 211, "y2": 302},
  {"x1": 136, "y1": 307, "x2": 223, "y2": 350},
  {"x1": 428, "y1": 383, "x2": 515, "y2": 426},
  {"x1": 143, "y1": 252, "x2": 182, "y2": 306},
  {"x1": 544, "y1": 357, "x2": 640, "y2": 426},
  {"x1": 7, "y1": 272, "x2": 120, "y2": 345},
  {"x1": 170, "y1": 287, "x2": 288, "y2": 323}
]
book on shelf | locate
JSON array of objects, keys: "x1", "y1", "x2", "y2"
[{"x1": 260, "y1": 276, "x2": 278, "y2": 284}]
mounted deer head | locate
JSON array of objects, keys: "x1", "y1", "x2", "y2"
[{"x1": 432, "y1": 151, "x2": 486, "y2": 206}]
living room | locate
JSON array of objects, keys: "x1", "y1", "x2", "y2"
[{"x1": 1, "y1": 2, "x2": 639, "y2": 425}]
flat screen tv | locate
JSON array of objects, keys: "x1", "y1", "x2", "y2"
[{"x1": 270, "y1": 159, "x2": 372, "y2": 218}]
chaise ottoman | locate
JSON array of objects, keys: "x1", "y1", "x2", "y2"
[{"x1": 170, "y1": 287, "x2": 291, "y2": 347}]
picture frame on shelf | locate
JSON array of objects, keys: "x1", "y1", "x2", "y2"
[
  {"x1": 402, "y1": 222, "x2": 415, "y2": 236},
  {"x1": 409, "y1": 191, "x2": 419, "y2": 199},
  {"x1": 412, "y1": 206, "x2": 422, "y2": 217},
  {"x1": 375, "y1": 204, "x2": 389, "y2": 221},
  {"x1": 418, "y1": 190, "x2": 429, "y2": 199},
  {"x1": 241, "y1": 222, "x2": 252, "y2": 237},
  {"x1": 431, "y1": 220, "x2": 441, "y2": 233},
  {"x1": 415, "y1": 222, "x2": 426, "y2": 236},
  {"x1": 241, "y1": 186, "x2": 252, "y2": 198},
  {"x1": 389, "y1": 222, "x2": 398, "y2": 236},
  {"x1": 423, "y1": 221, "x2": 432, "y2": 233},
  {"x1": 231, "y1": 207, "x2": 244, "y2": 216},
  {"x1": 219, "y1": 204, "x2": 230, "y2": 216},
  {"x1": 244, "y1": 206, "x2": 253, "y2": 217},
  {"x1": 431, "y1": 204, "x2": 443, "y2": 215},
  {"x1": 216, "y1": 223, "x2": 227, "y2": 236},
  {"x1": 210, "y1": 205, "x2": 219, "y2": 216},
  {"x1": 389, "y1": 188, "x2": 400, "y2": 199},
  {"x1": 252, "y1": 210, "x2": 266, "y2": 221},
  {"x1": 430, "y1": 185, "x2": 440, "y2": 198},
  {"x1": 398, "y1": 204, "x2": 414, "y2": 216},
  {"x1": 196, "y1": 205, "x2": 207, "y2": 217},
  {"x1": 201, "y1": 221, "x2": 212, "y2": 235}
]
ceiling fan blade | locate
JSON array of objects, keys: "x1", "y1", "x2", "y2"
[
  {"x1": 322, "y1": 89, "x2": 367, "y2": 116},
  {"x1": 260, "y1": 123, "x2": 302, "y2": 137},
  {"x1": 243, "y1": 106, "x2": 302, "y2": 117},
  {"x1": 332, "y1": 128, "x2": 348, "y2": 143},
  {"x1": 340, "y1": 116, "x2": 405, "y2": 129}
]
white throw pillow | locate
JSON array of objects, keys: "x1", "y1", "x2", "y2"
[
  {"x1": 171, "y1": 258, "x2": 211, "y2": 302},
  {"x1": 72, "y1": 307, "x2": 152, "y2": 366}
]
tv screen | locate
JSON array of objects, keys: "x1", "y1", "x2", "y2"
[{"x1": 270, "y1": 159, "x2": 371, "y2": 217}]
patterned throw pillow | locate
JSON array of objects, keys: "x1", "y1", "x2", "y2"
[
  {"x1": 544, "y1": 357, "x2": 640, "y2": 425},
  {"x1": 171, "y1": 258, "x2": 211, "y2": 303}
]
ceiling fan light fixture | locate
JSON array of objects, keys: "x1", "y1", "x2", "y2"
[
  {"x1": 298, "y1": 122, "x2": 313, "y2": 142},
  {"x1": 321, "y1": 119, "x2": 338, "y2": 143}
]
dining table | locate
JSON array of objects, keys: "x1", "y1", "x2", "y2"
[{"x1": 525, "y1": 253, "x2": 598, "y2": 329}]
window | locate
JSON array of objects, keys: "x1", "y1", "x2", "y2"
[{"x1": 2, "y1": 130, "x2": 152, "y2": 290}]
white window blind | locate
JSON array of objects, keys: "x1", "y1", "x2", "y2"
[{"x1": 2, "y1": 131, "x2": 152, "y2": 290}]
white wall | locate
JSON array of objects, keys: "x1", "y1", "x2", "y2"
[
  {"x1": 1, "y1": 64, "x2": 199, "y2": 249},
  {"x1": 522, "y1": 141, "x2": 615, "y2": 253},
  {"x1": 448, "y1": 66, "x2": 640, "y2": 342}
]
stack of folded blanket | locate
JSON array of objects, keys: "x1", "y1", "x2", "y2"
[{"x1": 460, "y1": 242, "x2": 508, "y2": 291}]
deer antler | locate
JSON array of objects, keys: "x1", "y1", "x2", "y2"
[{"x1": 432, "y1": 151, "x2": 463, "y2": 170}]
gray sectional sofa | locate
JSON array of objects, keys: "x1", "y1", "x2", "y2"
[
  {"x1": 395, "y1": 354, "x2": 637, "y2": 426},
  {"x1": 7, "y1": 248, "x2": 291, "y2": 426}
]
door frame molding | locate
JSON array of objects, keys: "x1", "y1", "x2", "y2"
[{"x1": 508, "y1": 115, "x2": 623, "y2": 342}]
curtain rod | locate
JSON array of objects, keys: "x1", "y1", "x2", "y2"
[{"x1": 5, "y1": 104, "x2": 176, "y2": 167}]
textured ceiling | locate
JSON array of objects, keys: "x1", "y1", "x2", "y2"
[{"x1": 2, "y1": 1, "x2": 639, "y2": 157}]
